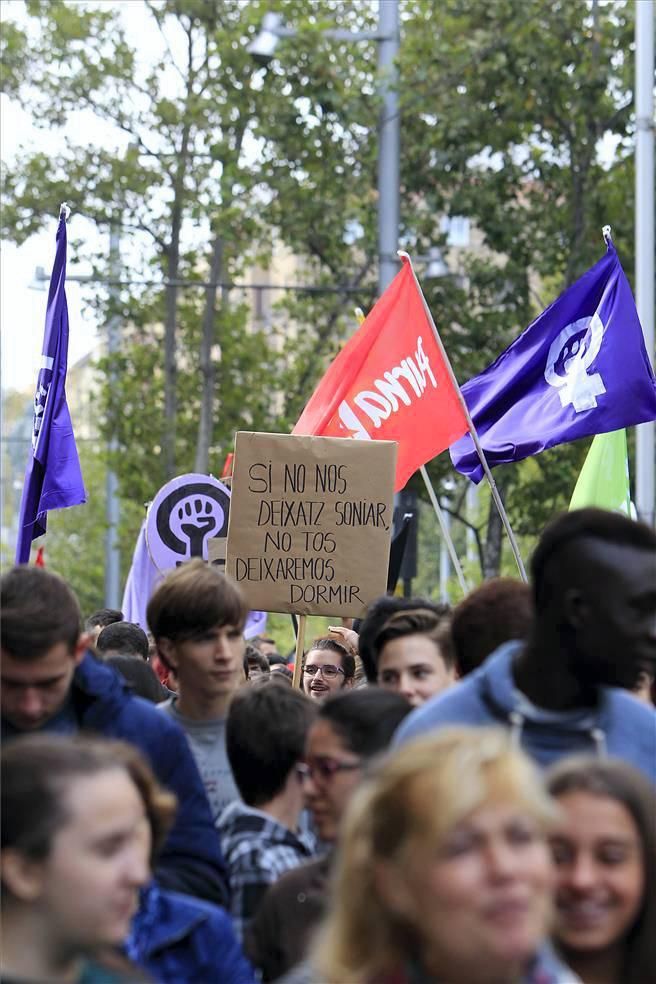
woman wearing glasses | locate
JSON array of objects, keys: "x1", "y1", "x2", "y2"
[
  {"x1": 302, "y1": 638, "x2": 356, "y2": 701},
  {"x1": 245, "y1": 689, "x2": 411, "y2": 981}
]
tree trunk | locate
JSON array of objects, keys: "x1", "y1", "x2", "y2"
[
  {"x1": 194, "y1": 234, "x2": 224, "y2": 474},
  {"x1": 163, "y1": 119, "x2": 191, "y2": 480},
  {"x1": 482, "y1": 477, "x2": 505, "y2": 578}
]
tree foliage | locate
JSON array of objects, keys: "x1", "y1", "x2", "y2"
[{"x1": 1, "y1": 0, "x2": 638, "y2": 592}]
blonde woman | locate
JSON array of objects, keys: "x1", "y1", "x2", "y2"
[{"x1": 312, "y1": 727, "x2": 574, "y2": 984}]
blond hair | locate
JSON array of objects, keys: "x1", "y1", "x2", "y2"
[{"x1": 313, "y1": 727, "x2": 556, "y2": 983}]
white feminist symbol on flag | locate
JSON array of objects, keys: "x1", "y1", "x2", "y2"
[{"x1": 544, "y1": 314, "x2": 606, "y2": 413}]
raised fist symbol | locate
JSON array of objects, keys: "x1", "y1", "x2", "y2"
[{"x1": 178, "y1": 499, "x2": 217, "y2": 556}]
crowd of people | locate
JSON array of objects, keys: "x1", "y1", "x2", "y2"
[{"x1": 1, "y1": 506, "x2": 655, "y2": 984}]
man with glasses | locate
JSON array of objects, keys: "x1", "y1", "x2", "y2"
[
  {"x1": 245, "y1": 689, "x2": 411, "y2": 981},
  {"x1": 302, "y1": 637, "x2": 355, "y2": 701},
  {"x1": 218, "y1": 683, "x2": 318, "y2": 941}
]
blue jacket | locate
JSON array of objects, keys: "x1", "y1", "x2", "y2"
[
  {"x1": 72, "y1": 652, "x2": 229, "y2": 904},
  {"x1": 394, "y1": 641, "x2": 656, "y2": 782},
  {"x1": 126, "y1": 882, "x2": 255, "y2": 984}
]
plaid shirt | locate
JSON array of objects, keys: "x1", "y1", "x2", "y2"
[{"x1": 217, "y1": 800, "x2": 316, "y2": 941}]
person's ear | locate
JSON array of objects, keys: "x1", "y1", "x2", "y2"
[
  {"x1": 562, "y1": 588, "x2": 590, "y2": 630},
  {"x1": 1, "y1": 849, "x2": 46, "y2": 902},
  {"x1": 156, "y1": 638, "x2": 179, "y2": 672},
  {"x1": 374, "y1": 859, "x2": 415, "y2": 922},
  {"x1": 74, "y1": 633, "x2": 90, "y2": 665}
]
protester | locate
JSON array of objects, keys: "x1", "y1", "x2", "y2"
[
  {"x1": 451, "y1": 577, "x2": 534, "y2": 677},
  {"x1": 96, "y1": 622, "x2": 150, "y2": 661},
  {"x1": 1, "y1": 565, "x2": 229, "y2": 904},
  {"x1": 374, "y1": 607, "x2": 457, "y2": 707},
  {"x1": 395, "y1": 509, "x2": 656, "y2": 781},
  {"x1": 302, "y1": 637, "x2": 355, "y2": 701},
  {"x1": 547, "y1": 757, "x2": 656, "y2": 984},
  {"x1": 357, "y1": 595, "x2": 451, "y2": 683},
  {"x1": 105, "y1": 654, "x2": 169, "y2": 704},
  {"x1": 218, "y1": 684, "x2": 317, "y2": 941},
  {"x1": 84, "y1": 608, "x2": 123, "y2": 645},
  {"x1": 245, "y1": 689, "x2": 411, "y2": 982},
  {"x1": 1, "y1": 735, "x2": 162, "y2": 983},
  {"x1": 148, "y1": 559, "x2": 248, "y2": 821},
  {"x1": 312, "y1": 727, "x2": 571, "y2": 984},
  {"x1": 246, "y1": 644, "x2": 271, "y2": 680}
]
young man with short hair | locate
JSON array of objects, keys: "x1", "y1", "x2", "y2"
[
  {"x1": 148, "y1": 559, "x2": 248, "y2": 821},
  {"x1": 96, "y1": 621, "x2": 150, "y2": 661},
  {"x1": 395, "y1": 508, "x2": 656, "y2": 781},
  {"x1": 218, "y1": 684, "x2": 318, "y2": 940},
  {"x1": 84, "y1": 607, "x2": 123, "y2": 645},
  {"x1": 1, "y1": 565, "x2": 228, "y2": 905}
]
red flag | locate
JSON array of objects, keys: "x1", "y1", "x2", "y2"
[
  {"x1": 35, "y1": 546, "x2": 45, "y2": 567},
  {"x1": 293, "y1": 258, "x2": 468, "y2": 490},
  {"x1": 221, "y1": 452, "x2": 234, "y2": 478}
]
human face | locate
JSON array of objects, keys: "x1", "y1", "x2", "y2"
[
  {"x1": 379, "y1": 803, "x2": 553, "y2": 982},
  {"x1": 36, "y1": 770, "x2": 150, "y2": 948},
  {"x1": 302, "y1": 718, "x2": 362, "y2": 842},
  {"x1": 572, "y1": 542, "x2": 656, "y2": 689},
  {"x1": 377, "y1": 634, "x2": 456, "y2": 708},
  {"x1": 303, "y1": 649, "x2": 349, "y2": 701},
  {"x1": 1, "y1": 641, "x2": 83, "y2": 731},
  {"x1": 160, "y1": 624, "x2": 245, "y2": 701},
  {"x1": 550, "y1": 791, "x2": 644, "y2": 956}
]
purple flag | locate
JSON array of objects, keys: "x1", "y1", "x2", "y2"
[
  {"x1": 15, "y1": 208, "x2": 86, "y2": 563},
  {"x1": 450, "y1": 240, "x2": 656, "y2": 483}
]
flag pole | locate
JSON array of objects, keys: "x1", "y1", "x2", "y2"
[
  {"x1": 398, "y1": 251, "x2": 528, "y2": 582},
  {"x1": 419, "y1": 466, "x2": 469, "y2": 595}
]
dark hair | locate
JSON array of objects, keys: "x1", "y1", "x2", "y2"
[
  {"x1": 96, "y1": 622, "x2": 149, "y2": 660},
  {"x1": 1, "y1": 736, "x2": 176, "y2": 877},
  {"x1": 546, "y1": 757, "x2": 656, "y2": 984},
  {"x1": 358, "y1": 596, "x2": 451, "y2": 682},
  {"x1": 267, "y1": 654, "x2": 287, "y2": 667},
  {"x1": 374, "y1": 609, "x2": 455, "y2": 672},
  {"x1": 226, "y1": 686, "x2": 316, "y2": 807},
  {"x1": 147, "y1": 559, "x2": 249, "y2": 648},
  {"x1": 531, "y1": 509, "x2": 656, "y2": 611},
  {"x1": 105, "y1": 655, "x2": 168, "y2": 703},
  {"x1": 318, "y1": 689, "x2": 412, "y2": 758},
  {"x1": 1, "y1": 567, "x2": 81, "y2": 661},
  {"x1": 246, "y1": 644, "x2": 270, "y2": 674},
  {"x1": 84, "y1": 608, "x2": 124, "y2": 632},
  {"x1": 451, "y1": 578, "x2": 533, "y2": 676},
  {"x1": 270, "y1": 666, "x2": 293, "y2": 684}
]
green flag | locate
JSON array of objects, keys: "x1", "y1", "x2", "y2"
[{"x1": 569, "y1": 429, "x2": 631, "y2": 514}]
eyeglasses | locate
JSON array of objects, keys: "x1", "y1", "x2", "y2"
[
  {"x1": 303, "y1": 663, "x2": 345, "y2": 680},
  {"x1": 297, "y1": 757, "x2": 362, "y2": 782}
]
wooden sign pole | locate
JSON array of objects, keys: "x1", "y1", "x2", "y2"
[{"x1": 292, "y1": 615, "x2": 306, "y2": 690}]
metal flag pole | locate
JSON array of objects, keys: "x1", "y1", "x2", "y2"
[
  {"x1": 398, "y1": 251, "x2": 528, "y2": 582},
  {"x1": 419, "y1": 465, "x2": 469, "y2": 595}
]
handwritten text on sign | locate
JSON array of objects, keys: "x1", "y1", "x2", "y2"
[{"x1": 226, "y1": 432, "x2": 397, "y2": 616}]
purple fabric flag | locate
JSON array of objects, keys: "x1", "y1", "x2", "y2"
[
  {"x1": 122, "y1": 520, "x2": 162, "y2": 631},
  {"x1": 450, "y1": 240, "x2": 656, "y2": 483},
  {"x1": 15, "y1": 209, "x2": 87, "y2": 562}
]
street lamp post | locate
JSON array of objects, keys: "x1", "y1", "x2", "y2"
[
  {"x1": 635, "y1": 0, "x2": 655, "y2": 527},
  {"x1": 248, "y1": 1, "x2": 400, "y2": 298}
]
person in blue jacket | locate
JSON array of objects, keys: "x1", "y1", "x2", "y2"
[
  {"x1": 1, "y1": 565, "x2": 229, "y2": 905},
  {"x1": 126, "y1": 881, "x2": 255, "y2": 984},
  {"x1": 395, "y1": 508, "x2": 656, "y2": 782}
]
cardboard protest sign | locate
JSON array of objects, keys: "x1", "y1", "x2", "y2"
[{"x1": 226, "y1": 432, "x2": 397, "y2": 616}]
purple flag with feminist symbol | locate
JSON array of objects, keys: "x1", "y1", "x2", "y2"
[
  {"x1": 450, "y1": 238, "x2": 656, "y2": 483},
  {"x1": 15, "y1": 206, "x2": 86, "y2": 562}
]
